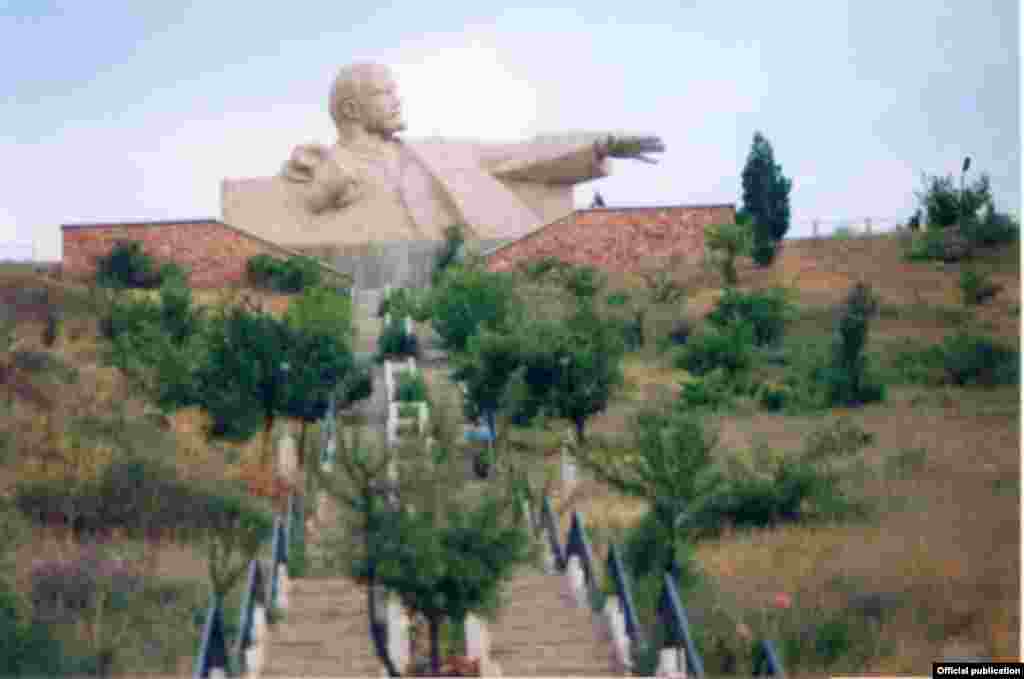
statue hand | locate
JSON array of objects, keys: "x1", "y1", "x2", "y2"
[
  {"x1": 594, "y1": 135, "x2": 665, "y2": 164},
  {"x1": 282, "y1": 144, "x2": 361, "y2": 213},
  {"x1": 282, "y1": 143, "x2": 330, "y2": 182}
]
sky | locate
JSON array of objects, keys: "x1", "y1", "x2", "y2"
[{"x1": 1, "y1": 0, "x2": 1020, "y2": 261}]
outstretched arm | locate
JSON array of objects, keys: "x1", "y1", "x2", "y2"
[{"x1": 486, "y1": 132, "x2": 665, "y2": 183}]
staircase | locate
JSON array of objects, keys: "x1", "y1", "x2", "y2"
[
  {"x1": 488, "y1": 571, "x2": 621, "y2": 677},
  {"x1": 260, "y1": 577, "x2": 381, "y2": 677}
]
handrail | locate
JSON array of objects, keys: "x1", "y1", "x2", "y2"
[
  {"x1": 539, "y1": 495, "x2": 566, "y2": 571},
  {"x1": 564, "y1": 511, "x2": 596, "y2": 593},
  {"x1": 657, "y1": 572, "x2": 705, "y2": 678},
  {"x1": 235, "y1": 559, "x2": 266, "y2": 674},
  {"x1": 193, "y1": 594, "x2": 229, "y2": 678},
  {"x1": 606, "y1": 544, "x2": 644, "y2": 648},
  {"x1": 753, "y1": 638, "x2": 786, "y2": 677}
]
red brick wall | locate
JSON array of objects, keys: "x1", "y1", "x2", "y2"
[
  {"x1": 61, "y1": 219, "x2": 336, "y2": 288},
  {"x1": 485, "y1": 205, "x2": 735, "y2": 274}
]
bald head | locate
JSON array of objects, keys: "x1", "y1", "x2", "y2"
[{"x1": 329, "y1": 63, "x2": 406, "y2": 140}]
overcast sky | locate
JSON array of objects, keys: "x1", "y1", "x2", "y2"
[{"x1": 2, "y1": 0, "x2": 1019, "y2": 260}]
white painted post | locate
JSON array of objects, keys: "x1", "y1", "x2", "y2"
[
  {"x1": 603, "y1": 595, "x2": 631, "y2": 671},
  {"x1": 406, "y1": 356, "x2": 416, "y2": 373},
  {"x1": 656, "y1": 647, "x2": 685, "y2": 677},
  {"x1": 277, "y1": 431, "x2": 299, "y2": 489},
  {"x1": 865, "y1": 216, "x2": 873, "y2": 236},
  {"x1": 566, "y1": 555, "x2": 588, "y2": 608},
  {"x1": 561, "y1": 444, "x2": 577, "y2": 495},
  {"x1": 813, "y1": 219, "x2": 820, "y2": 240},
  {"x1": 466, "y1": 613, "x2": 490, "y2": 666},
  {"x1": 404, "y1": 316, "x2": 413, "y2": 336},
  {"x1": 387, "y1": 596, "x2": 409, "y2": 674},
  {"x1": 276, "y1": 563, "x2": 290, "y2": 610},
  {"x1": 246, "y1": 604, "x2": 267, "y2": 676}
]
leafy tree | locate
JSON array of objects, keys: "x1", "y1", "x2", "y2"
[
  {"x1": 510, "y1": 309, "x2": 625, "y2": 443},
  {"x1": 741, "y1": 132, "x2": 792, "y2": 266},
  {"x1": 915, "y1": 172, "x2": 993, "y2": 229},
  {"x1": 95, "y1": 241, "x2": 163, "y2": 289},
  {"x1": 194, "y1": 304, "x2": 292, "y2": 459},
  {"x1": 575, "y1": 408, "x2": 722, "y2": 566},
  {"x1": 705, "y1": 286, "x2": 794, "y2": 347},
  {"x1": 452, "y1": 328, "x2": 525, "y2": 430},
  {"x1": 820, "y1": 282, "x2": 885, "y2": 406},
  {"x1": 316, "y1": 419, "x2": 531, "y2": 676},
  {"x1": 704, "y1": 219, "x2": 751, "y2": 285},
  {"x1": 429, "y1": 266, "x2": 521, "y2": 353},
  {"x1": 246, "y1": 254, "x2": 322, "y2": 293},
  {"x1": 562, "y1": 264, "x2": 607, "y2": 301},
  {"x1": 283, "y1": 287, "x2": 356, "y2": 467}
]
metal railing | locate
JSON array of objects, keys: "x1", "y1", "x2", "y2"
[
  {"x1": 533, "y1": 491, "x2": 787, "y2": 678},
  {"x1": 193, "y1": 506, "x2": 290, "y2": 678}
]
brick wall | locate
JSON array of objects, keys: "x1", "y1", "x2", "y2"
[
  {"x1": 484, "y1": 204, "x2": 735, "y2": 274},
  {"x1": 61, "y1": 219, "x2": 348, "y2": 288}
]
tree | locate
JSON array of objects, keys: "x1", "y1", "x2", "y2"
[
  {"x1": 452, "y1": 328, "x2": 525, "y2": 433},
  {"x1": 820, "y1": 282, "x2": 884, "y2": 406},
  {"x1": 704, "y1": 218, "x2": 752, "y2": 285},
  {"x1": 915, "y1": 171, "x2": 994, "y2": 229},
  {"x1": 428, "y1": 266, "x2": 521, "y2": 354},
  {"x1": 512, "y1": 309, "x2": 625, "y2": 443},
  {"x1": 316, "y1": 419, "x2": 530, "y2": 676},
  {"x1": 741, "y1": 131, "x2": 792, "y2": 266},
  {"x1": 195, "y1": 303, "x2": 293, "y2": 461},
  {"x1": 432, "y1": 223, "x2": 467, "y2": 285},
  {"x1": 573, "y1": 408, "x2": 722, "y2": 570},
  {"x1": 283, "y1": 286, "x2": 356, "y2": 468}
]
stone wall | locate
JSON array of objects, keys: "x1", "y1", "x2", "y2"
[
  {"x1": 61, "y1": 219, "x2": 349, "y2": 289},
  {"x1": 484, "y1": 204, "x2": 735, "y2": 274}
]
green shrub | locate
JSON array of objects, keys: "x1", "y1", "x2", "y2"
[
  {"x1": 964, "y1": 210, "x2": 1020, "y2": 247},
  {"x1": 705, "y1": 287, "x2": 793, "y2": 347},
  {"x1": 376, "y1": 318, "x2": 419, "y2": 360},
  {"x1": 562, "y1": 264, "x2": 607, "y2": 299},
  {"x1": 758, "y1": 381, "x2": 793, "y2": 412},
  {"x1": 606, "y1": 291, "x2": 631, "y2": 307},
  {"x1": 246, "y1": 254, "x2": 322, "y2": 293},
  {"x1": 679, "y1": 369, "x2": 735, "y2": 410},
  {"x1": 395, "y1": 371, "x2": 429, "y2": 402},
  {"x1": 958, "y1": 265, "x2": 1002, "y2": 305},
  {"x1": 95, "y1": 241, "x2": 163, "y2": 289},
  {"x1": 429, "y1": 267, "x2": 521, "y2": 353},
  {"x1": 940, "y1": 332, "x2": 1019, "y2": 387},
  {"x1": 692, "y1": 420, "x2": 873, "y2": 537},
  {"x1": 820, "y1": 283, "x2": 885, "y2": 407},
  {"x1": 432, "y1": 223, "x2": 466, "y2": 285},
  {"x1": 674, "y1": 321, "x2": 755, "y2": 377},
  {"x1": 518, "y1": 255, "x2": 566, "y2": 282}
]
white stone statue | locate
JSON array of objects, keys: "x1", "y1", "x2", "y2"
[{"x1": 222, "y1": 62, "x2": 664, "y2": 248}]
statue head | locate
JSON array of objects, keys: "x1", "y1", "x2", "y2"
[{"x1": 329, "y1": 63, "x2": 406, "y2": 140}]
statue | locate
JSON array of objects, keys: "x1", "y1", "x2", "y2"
[{"x1": 221, "y1": 62, "x2": 664, "y2": 248}]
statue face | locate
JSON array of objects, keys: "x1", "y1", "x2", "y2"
[{"x1": 357, "y1": 66, "x2": 406, "y2": 137}]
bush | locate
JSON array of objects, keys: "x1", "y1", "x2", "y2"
[
  {"x1": 917, "y1": 172, "x2": 994, "y2": 230},
  {"x1": 377, "y1": 318, "x2": 419, "y2": 360},
  {"x1": 705, "y1": 287, "x2": 793, "y2": 347},
  {"x1": 395, "y1": 371, "x2": 429, "y2": 402},
  {"x1": 674, "y1": 321, "x2": 754, "y2": 377},
  {"x1": 95, "y1": 241, "x2": 163, "y2": 289},
  {"x1": 958, "y1": 265, "x2": 1002, "y2": 305},
  {"x1": 820, "y1": 283, "x2": 885, "y2": 407},
  {"x1": 679, "y1": 369, "x2": 735, "y2": 410},
  {"x1": 692, "y1": 420, "x2": 873, "y2": 537},
  {"x1": 606, "y1": 291, "x2": 631, "y2": 307},
  {"x1": 246, "y1": 254, "x2": 322, "y2": 293},
  {"x1": 432, "y1": 223, "x2": 466, "y2": 285},
  {"x1": 964, "y1": 210, "x2": 1020, "y2": 247},
  {"x1": 562, "y1": 264, "x2": 607, "y2": 299},
  {"x1": 940, "y1": 332, "x2": 1019, "y2": 387},
  {"x1": 758, "y1": 381, "x2": 793, "y2": 411},
  {"x1": 518, "y1": 256, "x2": 566, "y2": 282}
]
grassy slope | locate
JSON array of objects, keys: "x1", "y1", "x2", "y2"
[{"x1": 559, "y1": 235, "x2": 1021, "y2": 672}]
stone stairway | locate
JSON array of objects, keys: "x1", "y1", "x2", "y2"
[
  {"x1": 260, "y1": 577, "x2": 382, "y2": 677},
  {"x1": 488, "y1": 571, "x2": 621, "y2": 677}
]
